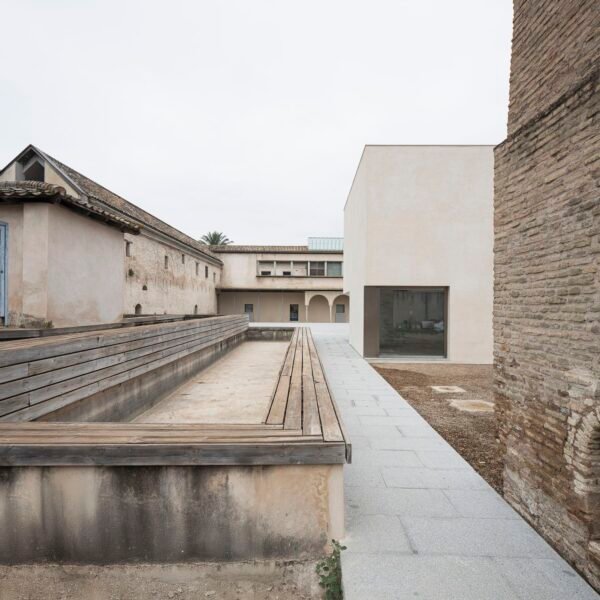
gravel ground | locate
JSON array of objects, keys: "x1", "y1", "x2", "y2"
[
  {"x1": 0, "y1": 560, "x2": 323, "y2": 600},
  {"x1": 372, "y1": 363, "x2": 503, "y2": 493}
]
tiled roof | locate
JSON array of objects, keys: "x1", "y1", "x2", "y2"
[
  {"x1": 0, "y1": 181, "x2": 140, "y2": 233},
  {"x1": 33, "y1": 148, "x2": 221, "y2": 264},
  {"x1": 210, "y1": 245, "x2": 343, "y2": 254}
]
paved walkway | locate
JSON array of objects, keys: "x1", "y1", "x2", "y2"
[{"x1": 305, "y1": 324, "x2": 598, "y2": 600}]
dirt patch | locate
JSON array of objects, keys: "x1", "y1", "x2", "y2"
[
  {"x1": 0, "y1": 560, "x2": 322, "y2": 600},
  {"x1": 372, "y1": 363, "x2": 503, "y2": 493}
]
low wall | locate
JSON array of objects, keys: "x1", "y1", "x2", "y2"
[
  {"x1": 0, "y1": 325, "x2": 349, "y2": 564},
  {"x1": 246, "y1": 327, "x2": 294, "y2": 341},
  {"x1": 0, "y1": 464, "x2": 343, "y2": 563}
]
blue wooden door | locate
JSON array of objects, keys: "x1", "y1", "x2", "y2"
[{"x1": 0, "y1": 223, "x2": 6, "y2": 321}]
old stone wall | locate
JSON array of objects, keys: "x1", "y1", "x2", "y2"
[
  {"x1": 494, "y1": 0, "x2": 600, "y2": 589},
  {"x1": 507, "y1": 0, "x2": 599, "y2": 134},
  {"x1": 124, "y1": 232, "x2": 220, "y2": 317}
]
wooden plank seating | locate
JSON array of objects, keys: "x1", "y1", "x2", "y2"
[
  {"x1": 265, "y1": 326, "x2": 350, "y2": 451},
  {"x1": 0, "y1": 315, "x2": 248, "y2": 421},
  {"x1": 0, "y1": 325, "x2": 350, "y2": 466}
]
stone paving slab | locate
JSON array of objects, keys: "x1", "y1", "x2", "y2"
[{"x1": 304, "y1": 324, "x2": 599, "y2": 600}]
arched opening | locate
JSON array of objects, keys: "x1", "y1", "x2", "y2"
[
  {"x1": 307, "y1": 295, "x2": 330, "y2": 323},
  {"x1": 570, "y1": 413, "x2": 600, "y2": 573},
  {"x1": 134, "y1": 304, "x2": 142, "y2": 316},
  {"x1": 193, "y1": 304, "x2": 198, "y2": 315},
  {"x1": 332, "y1": 294, "x2": 349, "y2": 323},
  {"x1": 587, "y1": 428, "x2": 600, "y2": 548}
]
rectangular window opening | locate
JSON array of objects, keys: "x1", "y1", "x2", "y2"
[
  {"x1": 327, "y1": 262, "x2": 342, "y2": 277},
  {"x1": 244, "y1": 304, "x2": 254, "y2": 322},
  {"x1": 377, "y1": 287, "x2": 447, "y2": 358},
  {"x1": 309, "y1": 261, "x2": 325, "y2": 277},
  {"x1": 290, "y1": 304, "x2": 299, "y2": 322}
]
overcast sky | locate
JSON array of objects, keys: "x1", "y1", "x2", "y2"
[{"x1": 1, "y1": 1, "x2": 512, "y2": 245}]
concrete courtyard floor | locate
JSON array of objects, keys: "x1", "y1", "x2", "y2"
[
  {"x1": 135, "y1": 340, "x2": 288, "y2": 423},
  {"x1": 254, "y1": 323, "x2": 599, "y2": 600}
]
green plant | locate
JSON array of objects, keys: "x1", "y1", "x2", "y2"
[
  {"x1": 316, "y1": 539, "x2": 346, "y2": 600},
  {"x1": 199, "y1": 231, "x2": 233, "y2": 245}
]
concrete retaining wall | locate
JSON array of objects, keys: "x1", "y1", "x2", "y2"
[
  {"x1": 0, "y1": 464, "x2": 343, "y2": 563},
  {"x1": 246, "y1": 327, "x2": 294, "y2": 341}
]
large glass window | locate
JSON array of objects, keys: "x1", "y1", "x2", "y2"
[
  {"x1": 327, "y1": 262, "x2": 342, "y2": 277},
  {"x1": 379, "y1": 288, "x2": 446, "y2": 356}
]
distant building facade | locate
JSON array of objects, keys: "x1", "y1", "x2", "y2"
[
  {"x1": 0, "y1": 145, "x2": 345, "y2": 329},
  {"x1": 344, "y1": 145, "x2": 494, "y2": 363},
  {"x1": 214, "y1": 239, "x2": 348, "y2": 323},
  {"x1": 0, "y1": 145, "x2": 222, "y2": 327},
  {"x1": 494, "y1": 0, "x2": 599, "y2": 590}
]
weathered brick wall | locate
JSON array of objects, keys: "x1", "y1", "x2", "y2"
[
  {"x1": 495, "y1": 0, "x2": 600, "y2": 590},
  {"x1": 508, "y1": 0, "x2": 600, "y2": 134}
]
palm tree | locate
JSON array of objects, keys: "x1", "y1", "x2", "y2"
[{"x1": 200, "y1": 231, "x2": 233, "y2": 245}]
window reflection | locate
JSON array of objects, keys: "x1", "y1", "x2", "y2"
[{"x1": 379, "y1": 288, "x2": 446, "y2": 356}]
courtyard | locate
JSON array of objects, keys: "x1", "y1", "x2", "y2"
[{"x1": 309, "y1": 324, "x2": 598, "y2": 599}]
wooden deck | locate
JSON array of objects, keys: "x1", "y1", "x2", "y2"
[{"x1": 0, "y1": 327, "x2": 350, "y2": 466}]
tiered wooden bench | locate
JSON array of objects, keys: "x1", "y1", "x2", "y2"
[
  {"x1": 0, "y1": 315, "x2": 248, "y2": 422},
  {"x1": 0, "y1": 326, "x2": 350, "y2": 466}
]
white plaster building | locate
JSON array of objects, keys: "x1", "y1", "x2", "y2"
[
  {"x1": 0, "y1": 145, "x2": 222, "y2": 327},
  {"x1": 214, "y1": 239, "x2": 349, "y2": 323},
  {"x1": 344, "y1": 145, "x2": 494, "y2": 363}
]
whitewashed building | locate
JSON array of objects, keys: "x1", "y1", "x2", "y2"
[
  {"x1": 214, "y1": 238, "x2": 349, "y2": 323},
  {"x1": 344, "y1": 145, "x2": 494, "y2": 363},
  {"x1": 0, "y1": 145, "x2": 222, "y2": 327}
]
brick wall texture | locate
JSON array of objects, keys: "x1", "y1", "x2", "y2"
[{"x1": 494, "y1": 0, "x2": 600, "y2": 590}]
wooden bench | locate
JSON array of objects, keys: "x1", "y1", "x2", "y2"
[
  {"x1": 0, "y1": 326, "x2": 350, "y2": 466},
  {"x1": 266, "y1": 328, "x2": 348, "y2": 445},
  {"x1": 0, "y1": 315, "x2": 248, "y2": 421}
]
